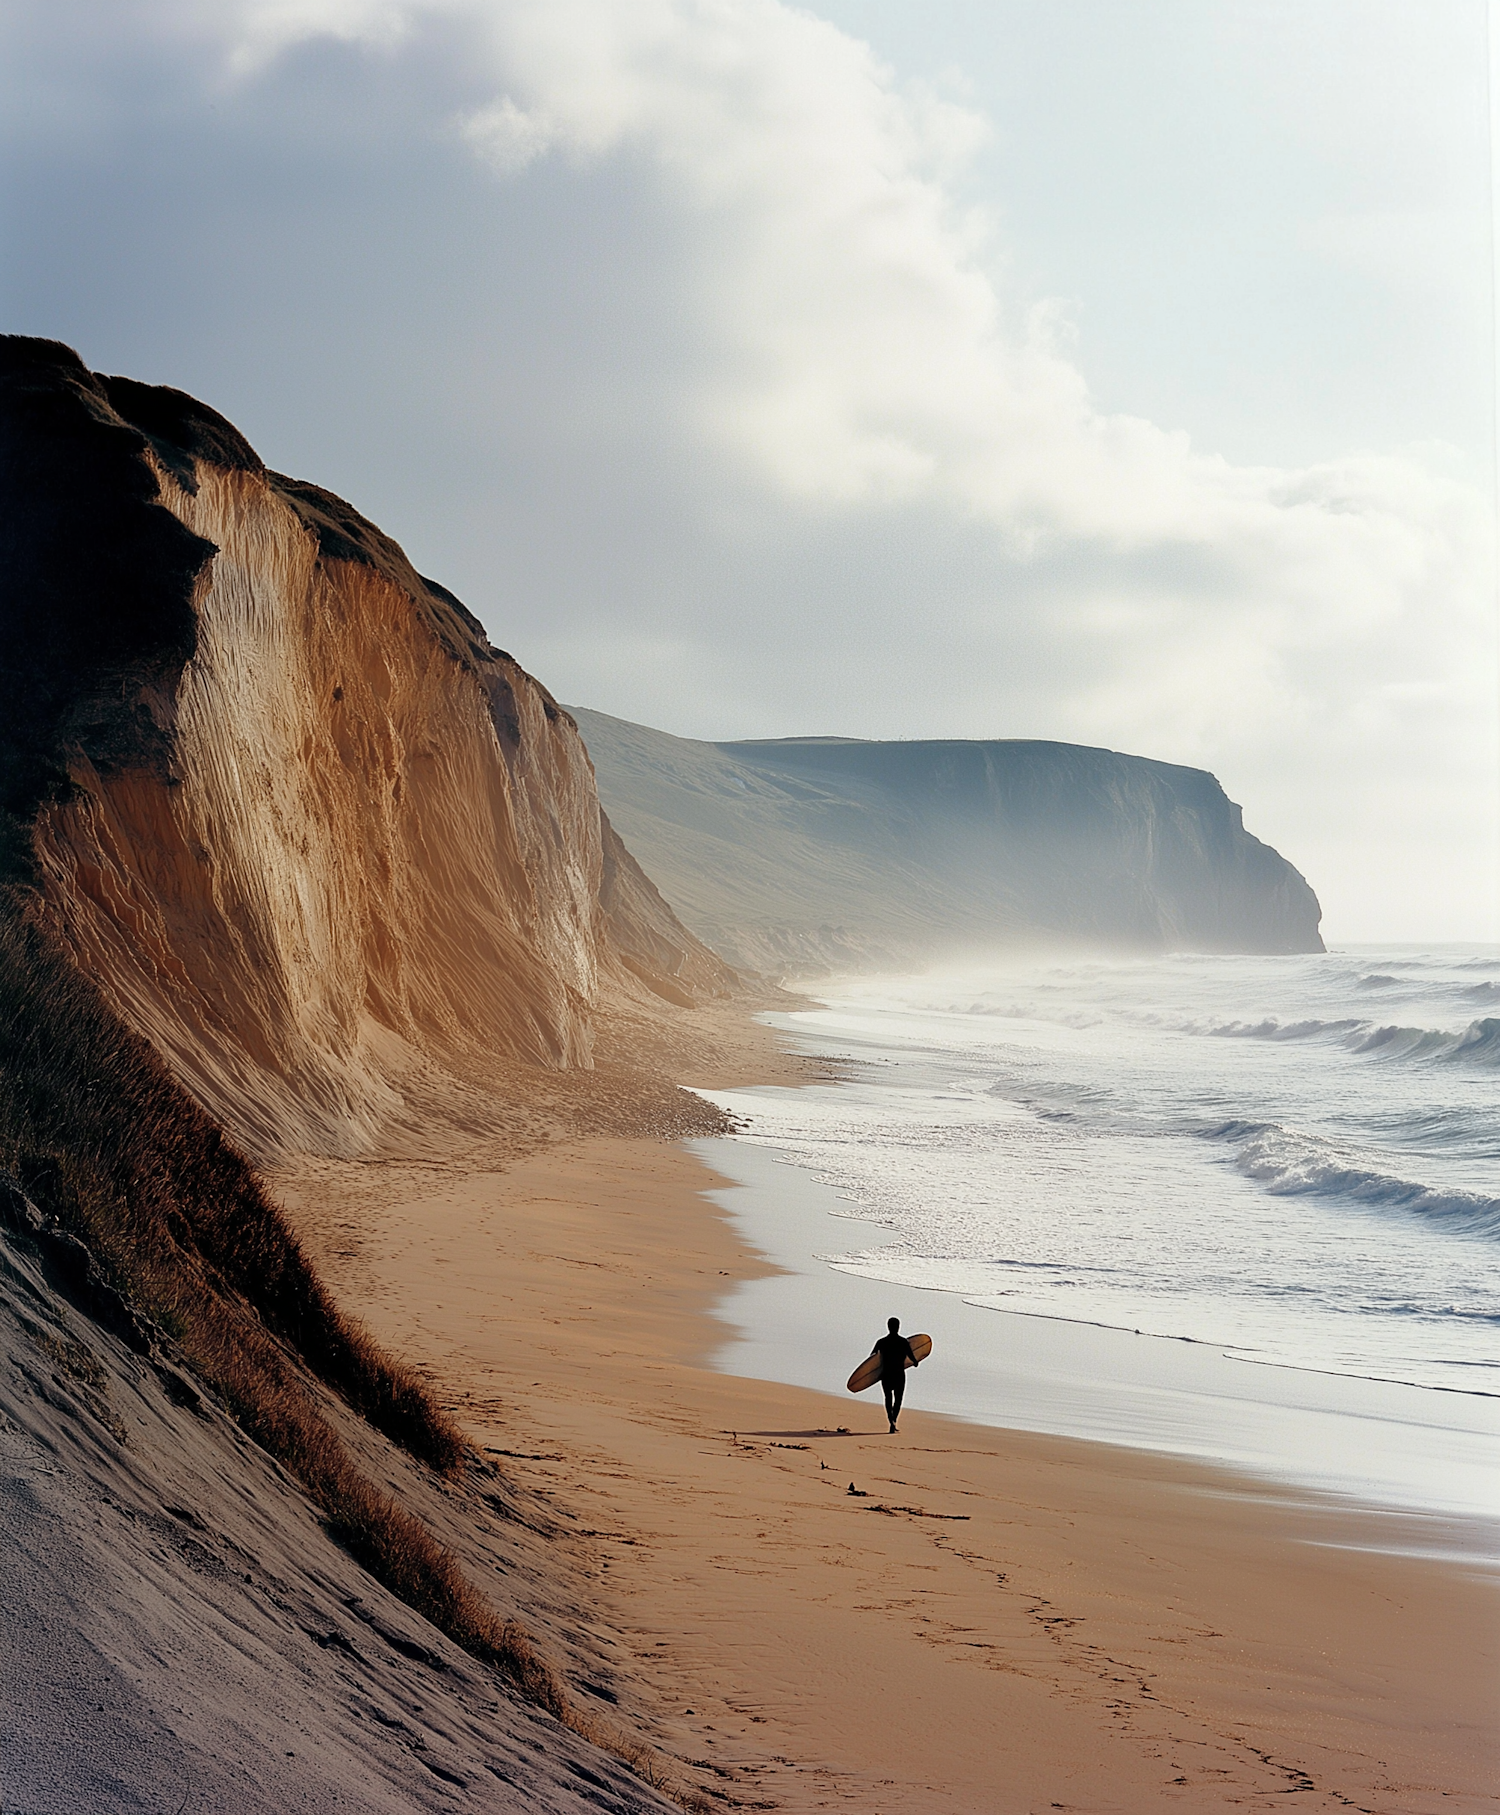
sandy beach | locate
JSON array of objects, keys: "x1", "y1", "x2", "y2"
[
  {"x1": 275, "y1": 1035, "x2": 1499, "y2": 1815},
  {"x1": 12, "y1": 12, "x2": 1497, "y2": 1810}
]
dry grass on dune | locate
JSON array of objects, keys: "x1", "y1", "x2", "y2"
[
  {"x1": 197, "y1": 1312, "x2": 567, "y2": 1714},
  {"x1": 0, "y1": 905, "x2": 544, "y2": 1682},
  {"x1": 0, "y1": 901, "x2": 462, "y2": 1470},
  {"x1": 0, "y1": 899, "x2": 717, "y2": 1805}
]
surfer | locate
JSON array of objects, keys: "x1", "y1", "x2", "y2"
[{"x1": 871, "y1": 1316, "x2": 919, "y2": 1433}]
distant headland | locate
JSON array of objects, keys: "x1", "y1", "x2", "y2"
[{"x1": 572, "y1": 707, "x2": 1324, "y2": 978}]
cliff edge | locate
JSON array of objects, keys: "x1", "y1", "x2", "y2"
[
  {"x1": 571, "y1": 710, "x2": 1324, "y2": 976},
  {"x1": 1, "y1": 337, "x2": 735, "y2": 1162},
  {"x1": 0, "y1": 336, "x2": 736, "y2": 1811}
]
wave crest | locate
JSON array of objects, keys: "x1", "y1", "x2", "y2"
[
  {"x1": 1206, "y1": 1121, "x2": 1500, "y2": 1240},
  {"x1": 1196, "y1": 1014, "x2": 1500, "y2": 1067},
  {"x1": 1203, "y1": 1016, "x2": 1359, "y2": 1041}
]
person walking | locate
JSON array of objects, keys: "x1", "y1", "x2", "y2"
[{"x1": 870, "y1": 1316, "x2": 918, "y2": 1432}]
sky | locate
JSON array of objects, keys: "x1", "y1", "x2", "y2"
[{"x1": 2, "y1": 0, "x2": 1495, "y2": 941}]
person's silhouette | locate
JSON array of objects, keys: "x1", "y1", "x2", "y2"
[{"x1": 869, "y1": 1316, "x2": 918, "y2": 1432}]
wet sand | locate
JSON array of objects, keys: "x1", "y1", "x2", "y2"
[
  {"x1": 693, "y1": 1136, "x2": 1500, "y2": 1530},
  {"x1": 277, "y1": 1122, "x2": 1498, "y2": 1814}
]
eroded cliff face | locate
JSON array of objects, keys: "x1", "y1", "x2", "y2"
[{"x1": 4, "y1": 338, "x2": 733, "y2": 1161}]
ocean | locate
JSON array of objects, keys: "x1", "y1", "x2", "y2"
[{"x1": 692, "y1": 946, "x2": 1500, "y2": 1529}]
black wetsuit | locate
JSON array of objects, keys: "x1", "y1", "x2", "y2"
[{"x1": 873, "y1": 1332, "x2": 917, "y2": 1425}]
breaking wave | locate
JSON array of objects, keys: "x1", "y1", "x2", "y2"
[
  {"x1": 1353, "y1": 1018, "x2": 1500, "y2": 1066},
  {"x1": 1194, "y1": 1015, "x2": 1500, "y2": 1067},
  {"x1": 729, "y1": 945, "x2": 1500, "y2": 1405},
  {"x1": 1206, "y1": 1120, "x2": 1500, "y2": 1241}
]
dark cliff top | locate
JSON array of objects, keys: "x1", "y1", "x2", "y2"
[
  {"x1": 0, "y1": 336, "x2": 217, "y2": 868},
  {"x1": 100, "y1": 375, "x2": 265, "y2": 493},
  {"x1": 0, "y1": 335, "x2": 525, "y2": 875},
  {"x1": 267, "y1": 473, "x2": 499, "y2": 672}
]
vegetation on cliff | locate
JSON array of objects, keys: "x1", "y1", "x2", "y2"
[{"x1": 0, "y1": 335, "x2": 730, "y2": 1804}]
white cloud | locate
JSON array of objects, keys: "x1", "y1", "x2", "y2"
[
  {"x1": 15, "y1": 0, "x2": 1494, "y2": 937},
  {"x1": 460, "y1": 94, "x2": 557, "y2": 173},
  {"x1": 200, "y1": 4, "x2": 1483, "y2": 532}
]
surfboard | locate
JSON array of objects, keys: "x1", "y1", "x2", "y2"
[{"x1": 846, "y1": 1333, "x2": 932, "y2": 1394}]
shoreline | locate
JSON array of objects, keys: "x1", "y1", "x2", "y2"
[
  {"x1": 690, "y1": 1128, "x2": 1500, "y2": 1544},
  {"x1": 276, "y1": 1097, "x2": 1500, "y2": 1811},
  {"x1": 711, "y1": 957, "x2": 1500, "y2": 1417}
]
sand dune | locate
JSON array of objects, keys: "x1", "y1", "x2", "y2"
[{"x1": 0, "y1": 1168, "x2": 688, "y2": 1814}]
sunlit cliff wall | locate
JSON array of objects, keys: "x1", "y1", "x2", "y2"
[{"x1": 2, "y1": 337, "x2": 732, "y2": 1161}]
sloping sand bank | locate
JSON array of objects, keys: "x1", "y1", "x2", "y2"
[
  {"x1": 277, "y1": 1130, "x2": 1498, "y2": 1814},
  {"x1": 0, "y1": 1185, "x2": 680, "y2": 1815}
]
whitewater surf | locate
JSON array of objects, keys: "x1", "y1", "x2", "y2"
[{"x1": 693, "y1": 945, "x2": 1500, "y2": 1528}]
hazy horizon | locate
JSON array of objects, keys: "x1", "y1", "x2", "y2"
[{"x1": 3, "y1": 0, "x2": 1495, "y2": 942}]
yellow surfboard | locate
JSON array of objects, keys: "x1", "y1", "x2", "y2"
[{"x1": 846, "y1": 1333, "x2": 932, "y2": 1394}]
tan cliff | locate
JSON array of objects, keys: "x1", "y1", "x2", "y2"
[
  {"x1": 4, "y1": 339, "x2": 734, "y2": 1162},
  {"x1": 0, "y1": 334, "x2": 752, "y2": 1812}
]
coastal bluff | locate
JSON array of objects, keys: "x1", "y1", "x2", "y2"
[
  {"x1": 571, "y1": 709, "x2": 1324, "y2": 976},
  {"x1": 0, "y1": 334, "x2": 740, "y2": 1812},
  {"x1": 1, "y1": 336, "x2": 734, "y2": 1164}
]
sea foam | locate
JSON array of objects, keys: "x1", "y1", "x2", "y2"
[{"x1": 705, "y1": 946, "x2": 1500, "y2": 1397}]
